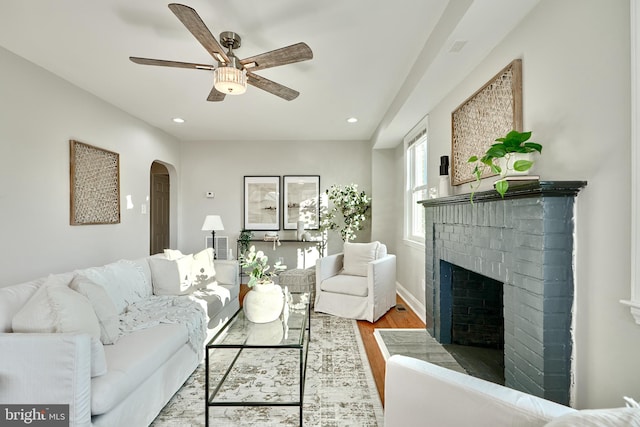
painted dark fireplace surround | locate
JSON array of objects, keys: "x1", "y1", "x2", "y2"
[{"x1": 420, "y1": 181, "x2": 586, "y2": 405}]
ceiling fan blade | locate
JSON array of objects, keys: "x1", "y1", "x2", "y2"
[
  {"x1": 247, "y1": 72, "x2": 299, "y2": 101},
  {"x1": 129, "y1": 57, "x2": 213, "y2": 70},
  {"x1": 240, "y1": 42, "x2": 313, "y2": 72},
  {"x1": 168, "y1": 3, "x2": 230, "y2": 64},
  {"x1": 207, "y1": 85, "x2": 226, "y2": 102}
]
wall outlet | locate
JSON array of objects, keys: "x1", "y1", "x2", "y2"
[{"x1": 206, "y1": 192, "x2": 215, "y2": 199}]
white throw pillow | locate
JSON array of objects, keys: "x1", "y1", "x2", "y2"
[
  {"x1": 545, "y1": 407, "x2": 640, "y2": 426},
  {"x1": 164, "y1": 249, "x2": 185, "y2": 260},
  {"x1": 192, "y1": 248, "x2": 216, "y2": 288},
  {"x1": 77, "y1": 260, "x2": 150, "y2": 313},
  {"x1": 342, "y1": 242, "x2": 380, "y2": 277},
  {"x1": 12, "y1": 273, "x2": 101, "y2": 340},
  {"x1": 69, "y1": 275, "x2": 119, "y2": 345},
  {"x1": 149, "y1": 255, "x2": 194, "y2": 295}
]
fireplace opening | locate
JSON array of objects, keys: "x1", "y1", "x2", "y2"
[{"x1": 441, "y1": 261, "x2": 505, "y2": 385}]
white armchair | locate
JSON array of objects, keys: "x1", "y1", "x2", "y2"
[{"x1": 314, "y1": 241, "x2": 396, "y2": 323}]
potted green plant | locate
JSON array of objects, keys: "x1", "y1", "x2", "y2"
[
  {"x1": 238, "y1": 229, "x2": 254, "y2": 256},
  {"x1": 467, "y1": 130, "x2": 542, "y2": 200}
]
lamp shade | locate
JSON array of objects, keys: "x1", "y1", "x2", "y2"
[
  {"x1": 201, "y1": 215, "x2": 224, "y2": 231},
  {"x1": 214, "y1": 66, "x2": 247, "y2": 95}
]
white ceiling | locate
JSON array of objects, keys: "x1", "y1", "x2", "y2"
[{"x1": 0, "y1": 0, "x2": 540, "y2": 147}]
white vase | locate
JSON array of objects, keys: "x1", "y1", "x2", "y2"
[
  {"x1": 297, "y1": 220, "x2": 305, "y2": 241},
  {"x1": 498, "y1": 152, "x2": 535, "y2": 177},
  {"x1": 243, "y1": 282, "x2": 284, "y2": 323}
]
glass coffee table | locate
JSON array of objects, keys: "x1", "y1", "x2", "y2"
[{"x1": 205, "y1": 292, "x2": 311, "y2": 426}]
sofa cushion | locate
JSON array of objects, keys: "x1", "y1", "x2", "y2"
[
  {"x1": 90, "y1": 336, "x2": 108, "y2": 377},
  {"x1": 77, "y1": 260, "x2": 151, "y2": 313},
  {"x1": 320, "y1": 274, "x2": 368, "y2": 297},
  {"x1": 343, "y1": 242, "x2": 379, "y2": 276},
  {"x1": 149, "y1": 255, "x2": 194, "y2": 295},
  {"x1": 545, "y1": 407, "x2": 640, "y2": 426},
  {"x1": 91, "y1": 323, "x2": 188, "y2": 415},
  {"x1": 12, "y1": 273, "x2": 100, "y2": 340},
  {"x1": 70, "y1": 275, "x2": 120, "y2": 345},
  {"x1": 0, "y1": 279, "x2": 43, "y2": 332}
]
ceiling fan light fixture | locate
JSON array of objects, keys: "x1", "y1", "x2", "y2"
[{"x1": 214, "y1": 66, "x2": 247, "y2": 94}]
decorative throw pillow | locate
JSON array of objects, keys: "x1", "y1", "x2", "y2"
[
  {"x1": 12, "y1": 273, "x2": 101, "y2": 340},
  {"x1": 342, "y1": 242, "x2": 380, "y2": 276},
  {"x1": 149, "y1": 255, "x2": 194, "y2": 295},
  {"x1": 164, "y1": 249, "x2": 185, "y2": 260},
  {"x1": 545, "y1": 407, "x2": 640, "y2": 426},
  {"x1": 191, "y1": 248, "x2": 216, "y2": 288},
  {"x1": 77, "y1": 260, "x2": 150, "y2": 313},
  {"x1": 69, "y1": 275, "x2": 119, "y2": 345}
]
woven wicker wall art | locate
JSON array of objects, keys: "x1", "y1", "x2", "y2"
[
  {"x1": 70, "y1": 140, "x2": 120, "y2": 225},
  {"x1": 450, "y1": 59, "x2": 523, "y2": 185}
]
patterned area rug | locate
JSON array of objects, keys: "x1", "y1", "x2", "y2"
[{"x1": 151, "y1": 313, "x2": 383, "y2": 426}]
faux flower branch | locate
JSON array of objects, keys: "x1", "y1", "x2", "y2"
[
  {"x1": 239, "y1": 246, "x2": 286, "y2": 288},
  {"x1": 320, "y1": 183, "x2": 371, "y2": 242}
]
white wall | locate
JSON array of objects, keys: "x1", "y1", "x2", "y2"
[
  {"x1": 177, "y1": 140, "x2": 372, "y2": 259},
  {"x1": 386, "y1": 0, "x2": 638, "y2": 409},
  {"x1": 0, "y1": 46, "x2": 181, "y2": 285},
  {"x1": 371, "y1": 148, "x2": 397, "y2": 254}
]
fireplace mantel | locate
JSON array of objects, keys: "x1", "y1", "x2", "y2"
[
  {"x1": 420, "y1": 180, "x2": 587, "y2": 206},
  {"x1": 420, "y1": 180, "x2": 586, "y2": 405}
]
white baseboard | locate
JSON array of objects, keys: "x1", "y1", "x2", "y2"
[{"x1": 396, "y1": 281, "x2": 426, "y2": 325}]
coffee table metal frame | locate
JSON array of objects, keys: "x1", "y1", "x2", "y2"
[{"x1": 205, "y1": 292, "x2": 311, "y2": 426}]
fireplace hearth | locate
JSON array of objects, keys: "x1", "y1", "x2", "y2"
[{"x1": 420, "y1": 181, "x2": 586, "y2": 405}]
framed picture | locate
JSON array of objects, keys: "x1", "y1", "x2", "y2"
[
  {"x1": 450, "y1": 59, "x2": 523, "y2": 185},
  {"x1": 283, "y1": 175, "x2": 320, "y2": 230},
  {"x1": 243, "y1": 176, "x2": 280, "y2": 230},
  {"x1": 70, "y1": 140, "x2": 120, "y2": 225}
]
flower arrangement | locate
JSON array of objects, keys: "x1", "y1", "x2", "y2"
[
  {"x1": 320, "y1": 183, "x2": 371, "y2": 242},
  {"x1": 239, "y1": 245, "x2": 287, "y2": 288}
]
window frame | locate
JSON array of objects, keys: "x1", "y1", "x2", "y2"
[{"x1": 404, "y1": 116, "x2": 429, "y2": 245}]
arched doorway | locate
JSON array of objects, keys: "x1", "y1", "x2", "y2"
[{"x1": 150, "y1": 162, "x2": 170, "y2": 255}]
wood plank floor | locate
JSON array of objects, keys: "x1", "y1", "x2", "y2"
[{"x1": 356, "y1": 296, "x2": 425, "y2": 406}]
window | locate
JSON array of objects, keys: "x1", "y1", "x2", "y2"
[{"x1": 405, "y1": 117, "x2": 428, "y2": 244}]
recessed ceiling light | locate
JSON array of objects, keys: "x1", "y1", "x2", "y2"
[
  {"x1": 172, "y1": 117, "x2": 185, "y2": 123},
  {"x1": 347, "y1": 117, "x2": 358, "y2": 123}
]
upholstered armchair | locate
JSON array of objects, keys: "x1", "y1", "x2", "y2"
[{"x1": 314, "y1": 241, "x2": 396, "y2": 323}]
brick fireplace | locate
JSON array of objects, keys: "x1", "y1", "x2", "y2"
[{"x1": 420, "y1": 181, "x2": 586, "y2": 405}]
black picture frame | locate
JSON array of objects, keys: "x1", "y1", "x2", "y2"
[
  {"x1": 243, "y1": 176, "x2": 281, "y2": 230},
  {"x1": 283, "y1": 175, "x2": 320, "y2": 230}
]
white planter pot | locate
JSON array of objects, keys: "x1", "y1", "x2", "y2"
[
  {"x1": 244, "y1": 282, "x2": 284, "y2": 324},
  {"x1": 498, "y1": 152, "x2": 535, "y2": 177}
]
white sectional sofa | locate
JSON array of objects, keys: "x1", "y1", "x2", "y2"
[
  {"x1": 0, "y1": 249, "x2": 239, "y2": 427},
  {"x1": 384, "y1": 355, "x2": 640, "y2": 426}
]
